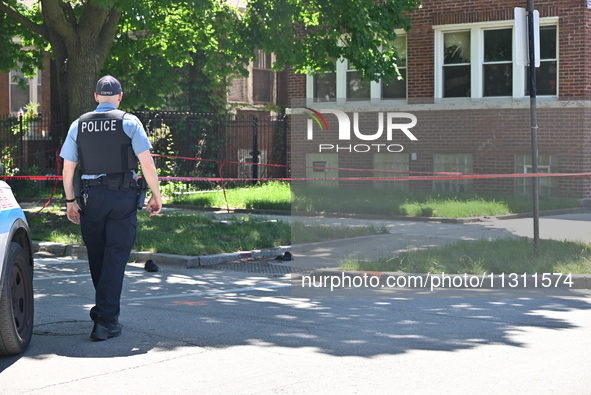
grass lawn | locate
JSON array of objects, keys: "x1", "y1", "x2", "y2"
[
  {"x1": 340, "y1": 238, "x2": 591, "y2": 275},
  {"x1": 292, "y1": 185, "x2": 581, "y2": 218},
  {"x1": 168, "y1": 181, "x2": 581, "y2": 218},
  {"x1": 28, "y1": 209, "x2": 386, "y2": 256},
  {"x1": 25, "y1": 182, "x2": 588, "y2": 272},
  {"x1": 169, "y1": 182, "x2": 291, "y2": 211}
]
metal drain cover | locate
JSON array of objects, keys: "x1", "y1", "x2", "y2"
[
  {"x1": 207, "y1": 259, "x2": 309, "y2": 275},
  {"x1": 34, "y1": 320, "x2": 89, "y2": 336}
]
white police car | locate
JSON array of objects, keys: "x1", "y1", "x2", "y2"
[{"x1": 0, "y1": 180, "x2": 34, "y2": 355}]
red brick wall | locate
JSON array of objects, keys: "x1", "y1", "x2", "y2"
[
  {"x1": 0, "y1": 51, "x2": 53, "y2": 116},
  {"x1": 287, "y1": 0, "x2": 591, "y2": 200},
  {"x1": 290, "y1": 106, "x2": 591, "y2": 198}
]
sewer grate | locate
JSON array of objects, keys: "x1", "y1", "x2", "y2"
[{"x1": 207, "y1": 258, "x2": 309, "y2": 275}]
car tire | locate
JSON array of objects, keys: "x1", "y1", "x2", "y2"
[{"x1": 0, "y1": 242, "x2": 34, "y2": 355}]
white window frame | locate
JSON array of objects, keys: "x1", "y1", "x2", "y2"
[
  {"x1": 434, "y1": 18, "x2": 559, "y2": 100},
  {"x1": 306, "y1": 31, "x2": 407, "y2": 106}
]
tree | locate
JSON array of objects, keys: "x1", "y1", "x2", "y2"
[{"x1": 0, "y1": 0, "x2": 420, "y2": 126}]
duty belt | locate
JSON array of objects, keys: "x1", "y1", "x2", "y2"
[{"x1": 82, "y1": 174, "x2": 138, "y2": 190}]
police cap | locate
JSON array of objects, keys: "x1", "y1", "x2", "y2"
[{"x1": 96, "y1": 75, "x2": 122, "y2": 96}]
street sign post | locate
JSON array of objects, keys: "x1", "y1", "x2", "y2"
[{"x1": 515, "y1": 2, "x2": 541, "y2": 256}]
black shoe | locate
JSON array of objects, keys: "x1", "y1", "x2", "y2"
[
  {"x1": 275, "y1": 251, "x2": 293, "y2": 261},
  {"x1": 90, "y1": 318, "x2": 122, "y2": 341},
  {"x1": 144, "y1": 259, "x2": 160, "y2": 272}
]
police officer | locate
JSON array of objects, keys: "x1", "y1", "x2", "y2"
[{"x1": 60, "y1": 75, "x2": 162, "y2": 341}]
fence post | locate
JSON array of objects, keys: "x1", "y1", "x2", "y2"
[
  {"x1": 283, "y1": 114, "x2": 288, "y2": 178},
  {"x1": 18, "y1": 114, "x2": 24, "y2": 172},
  {"x1": 252, "y1": 116, "x2": 259, "y2": 183}
]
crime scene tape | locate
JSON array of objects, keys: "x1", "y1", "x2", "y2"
[
  {"x1": 3, "y1": 172, "x2": 591, "y2": 183},
  {"x1": 4, "y1": 152, "x2": 591, "y2": 183},
  {"x1": 5, "y1": 150, "x2": 591, "y2": 218}
]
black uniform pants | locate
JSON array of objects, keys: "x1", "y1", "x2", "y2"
[{"x1": 80, "y1": 185, "x2": 138, "y2": 323}]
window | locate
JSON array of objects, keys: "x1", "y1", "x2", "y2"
[
  {"x1": 374, "y1": 153, "x2": 409, "y2": 190},
  {"x1": 435, "y1": 21, "x2": 558, "y2": 99},
  {"x1": 443, "y1": 31, "x2": 471, "y2": 97},
  {"x1": 228, "y1": 77, "x2": 247, "y2": 102},
  {"x1": 307, "y1": 33, "x2": 407, "y2": 104},
  {"x1": 346, "y1": 60, "x2": 370, "y2": 101},
  {"x1": 253, "y1": 50, "x2": 274, "y2": 103},
  {"x1": 514, "y1": 155, "x2": 558, "y2": 197},
  {"x1": 313, "y1": 59, "x2": 337, "y2": 102},
  {"x1": 227, "y1": 50, "x2": 277, "y2": 105},
  {"x1": 433, "y1": 154, "x2": 473, "y2": 193},
  {"x1": 526, "y1": 26, "x2": 557, "y2": 96},
  {"x1": 10, "y1": 68, "x2": 42, "y2": 114},
  {"x1": 483, "y1": 28, "x2": 512, "y2": 96},
  {"x1": 10, "y1": 71, "x2": 29, "y2": 114},
  {"x1": 382, "y1": 38, "x2": 407, "y2": 99}
]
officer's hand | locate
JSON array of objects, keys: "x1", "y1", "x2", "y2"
[
  {"x1": 66, "y1": 201, "x2": 81, "y2": 225},
  {"x1": 146, "y1": 196, "x2": 162, "y2": 217}
]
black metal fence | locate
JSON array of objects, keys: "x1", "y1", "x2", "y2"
[
  {"x1": 0, "y1": 111, "x2": 289, "y2": 198},
  {"x1": 0, "y1": 113, "x2": 65, "y2": 197},
  {"x1": 132, "y1": 112, "x2": 289, "y2": 188}
]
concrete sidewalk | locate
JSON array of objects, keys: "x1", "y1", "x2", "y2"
[
  {"x1": 32, "y1": 209, "x2": 591, "y2": 272},
  {"x1": 33, "y1": 240, "x2": 291, "y2": 269},
  {"x1": 289, "y1": 211, "x2": 591, "y2": 293},
  {"x1": 290, "y1": 211, "x2": 591, "y2": 267}
]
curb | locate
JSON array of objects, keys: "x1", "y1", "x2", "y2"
[
  {"x1": 33, "y1": 241, "x2": 291, "y2": 269},
  {"x1": 164, "y1": 206, "x2": 588, "y2": 224},
  {"x1": 305, "y1": 269, "x2": 591, "y2": 290},
  {"x1": 291, "y1": 207, "x2": 590, "y2": 224}
]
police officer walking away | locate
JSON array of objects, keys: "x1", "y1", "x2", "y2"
[{"x1": 60, "y1": 75, "x2": 162, "y2": 341}]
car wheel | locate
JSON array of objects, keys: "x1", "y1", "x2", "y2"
[{"x1": 0, "y1": 242, "x2": 33, "y2": 355}]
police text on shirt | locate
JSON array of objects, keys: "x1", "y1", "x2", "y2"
[{"x1": 80, "y1": 119, "x2": 117, "y2": 133}]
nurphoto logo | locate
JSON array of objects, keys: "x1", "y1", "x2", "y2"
[{"x1": 303, "y1": 108, "x2": 417, "y2": 153}]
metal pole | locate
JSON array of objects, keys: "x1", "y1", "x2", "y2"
[
  {"x1": 252, "y1": 116, "x2": 259, "y2": 183},
  {"x1": 283, "y1": 114, "x2": 289, "y2": 178},
  {"x1": 527, "y1": 0, "x2": 540, "y2": 257},
  {"x1": 18, "y1": 114, "x2": 24, "y2": 172}
]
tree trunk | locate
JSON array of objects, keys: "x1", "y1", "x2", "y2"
[
  {"x1": 51, "y1": 42, "x2": 101, "y2": 129},
  {"x1": 40, "y1": 1, "x2": 121, "y2": 130}
]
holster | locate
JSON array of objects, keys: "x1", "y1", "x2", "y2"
[
  {"x1": 136, "y1": 177, "x2": 147, "y2": 210},
  {"x1": 74, "y1": 168, "x2": 82, "y2": 197}
]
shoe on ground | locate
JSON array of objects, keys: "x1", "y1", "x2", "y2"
[
  {"x1": 144, "y1": 259, "x2": 160, "y2": 272},
  {"x1": 90, "y1": 318, "x2": 122, "y2": 341},
  {"x1": 275, "y1": 251, "x2": 293, "y2": 261}
]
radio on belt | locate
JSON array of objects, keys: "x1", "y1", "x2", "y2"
[{"x1": 80, "y1": 119, "x2": 118, "y2": 133}]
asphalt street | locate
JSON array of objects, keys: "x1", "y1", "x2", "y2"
[{"x1": 1, "y1": 213, "x2": 591, "y2": 394}]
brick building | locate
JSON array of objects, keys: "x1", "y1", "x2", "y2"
[
  {"x1": 288, "y1": 0, "x2": 591, "y2": 201},
  {"x1": 0, "y1": 53, "x2": 52, "y2": 117},
  {"x1": 0, "y1": 53, "x2": 58, "y2": 175}
]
